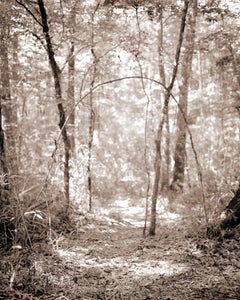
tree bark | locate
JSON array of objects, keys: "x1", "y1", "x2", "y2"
[
  {"x1": 67, "y1": 7, "x2": 76, "y2": 157},
  {"x1": 37, "y1": 0, "x2": 71, "y2": 209},
  {"x1": 220, "y1": 183, "x2": 240, "y2": 231},
  {"x1": 171, "y1": 0, "x2": 197, "y2": 192},
  {"x1": 149, "y1": 0, "x2": 189, "y2": 236},
  {"x1": 0, "y1": 101, "x2": 9, "y2": 208},
  {"x1": 157, "y1": 7, "x2": 170, "y2": 193},
  {"x1": 87, "y1": 4, "x2": 99, "y2": 212},
  {"x1": 0, "y1": 0, "x2": 16, "y2": 248},
  {"x1": 0, "y1": 0, "x2": 18, "y2": 176}
]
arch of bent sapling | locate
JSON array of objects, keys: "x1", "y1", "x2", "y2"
[{"x1": 52, "y1": 76, "x2": 207, "y2": 223}]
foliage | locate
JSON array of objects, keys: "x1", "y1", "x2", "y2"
[
  {"x1": 1, "y1": 1, "x2": 240, "y2": 296},
  {"x1": 10, "y1": 0, "x2": 238, "y2": 206}
]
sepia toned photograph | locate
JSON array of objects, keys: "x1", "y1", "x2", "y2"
[{"x1": 0, "y1": 0, "x2": 240, "y2": 299}]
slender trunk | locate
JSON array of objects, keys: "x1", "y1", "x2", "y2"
[
  {"x1": 37, "y1": 0, "x2": 71, "y2": 210},
  {"x1": 171, "y1": 0, "x2": 197, "y2": 192},
  {"x1": 18, "y1": 95, "x2": 26, "y2": 170},
  {"x1": 12, "y1": 33, "x2": 22, "y2": 168},
  {"x1": 149, "y1": 90, "x2": 170, "y2": 236},
  {"x1": 149, "y1": 0, "x2": 189, "y2": 236},
  {"x1": 87, "y1": 4, "x2": 99, "y2": 212},
  {"x1": 87, "y1": 92, "x2": 95, "y2": 212},
  {"x1": 67, "y1": 42, "x2": 75, "y2": 156},
  {"x1": 134, "y1": 6, "x2": 151, "y2": 236},
  {"x1": 158, "y1": 11, "x2": 166, "y2": 88},
  {"x1": 158, "y1": 9, "x2": 170, "y2": 192},
  {"x1": 67, "y1": 8, "x2": 76, "y2": 157},
  {"x1": 197, "y1": 49, "x2": 203, "y2": 91},
  {"x1": 0, "y1": 103, "x2": 9, "y2": 208},
  {"x1": 163, "y1": 112, "x2": 170, "y2": 192},
  {"x1": 12, "y1": 33, "x2": 19, "y2": 82}
]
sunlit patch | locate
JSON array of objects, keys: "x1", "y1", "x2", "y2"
[
  {"x1": 101, "y1": 228, "x2": 118, "y2": 233},
  {"x1": 220, "y1": 211, "x2": 227, "y2": 219},
  {"x1": 128, "y1": 260, "x2": 187, "y2": 276},
  {"x1": 104, "y1": 197, "x2": 183, "y2": 227},
  {"x1": 159, "y1": 212, "x2": 182, "y2": 224},
  {"x1": 57, "y1": 248, "x2": 188, "y2": 277},
  {"x1": 114, "y1": 199, "x2": 130, "y2": 208}
]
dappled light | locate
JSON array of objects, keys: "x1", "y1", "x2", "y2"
[
  {"x1": 1, "y1": 0, "x2": 240, "y2": 299},
  {"x1": 57, "y1": 248, "x2": 188, "y2": 277}
]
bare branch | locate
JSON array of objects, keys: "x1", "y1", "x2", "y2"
[
  {"x1": 31, "y1": 32, "x2": 46, "y2": 49},
  {"x1": 15, "y1": 0, "x2": 43, "y2": 27},
  {"x1": 168, "y1": 0, "x2": 189, "y2": 91}
]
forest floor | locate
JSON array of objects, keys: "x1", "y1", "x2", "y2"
[{"x1": 1, "y1": 201, "x2": 240, "y2": 299}]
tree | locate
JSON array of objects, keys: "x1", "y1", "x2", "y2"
[
  {"x1": 171, "y1": 0, "x2": 197, "y2": 192},
  {"x1": 67, "y1": 4, "x2": 76, "y2": 157},
  {"x1": 0, "y1": 0, "x2": 19, "y2": 248},
  {"x1": 87, "y1": 3, "x2": 100, "y2": 212},
  {"x1": 36, "y1": 0, "x2": 71, "y2": 210},
  {"x1": 149, "y1": 0, "x2": 189, "y2": 236},
  {"x1": 0, "y1": 90, "x2": 9, "y2": 209},
  {"x1": 9, "y1": 0, "x2": 240, "y2": 231},
  {"x1": 157, "y1": 4, "x2": 169, "y2": 193},
  {"x1": 0, "y1": 0, "x2": 18, "y2": 176}
]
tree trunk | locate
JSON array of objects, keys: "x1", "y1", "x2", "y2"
[
  {"x1": 149, "y1": 0, "x2": 189, "y2": 236},
  {"x1": 220, "y1": 183, "x2": 240, "y2": 231},
  {"x1": 67, "y1": 8, "x2": 76, "y2": 157},
  {"x1": 87, "y1": 4, "x2": 99, "y2": 212},
  {"x1": 0, "y1": 0, "x2": 16, "y2": 248},
  {"x1": 37, "y1": 0, "x2": 71, "y2": 210},
  {"x1": 171, "y1": 0, "x2": 197, "y2": 192},
  {"x1": 0, "y1": 0, "x2": 18, "y2": 176},
  {"x1": 87, "y1": 93, "x2": 95, "y2": 212},
  {"x1": 0, "y1": 103, "x2": 9, "y2": 208},
  {"x1": 157, "y1": 8, "x2": 170, "y2": 193}
]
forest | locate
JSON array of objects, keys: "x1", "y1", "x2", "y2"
[{"x1": 0, "y1": 0, "x2": 240, "y2": 299}]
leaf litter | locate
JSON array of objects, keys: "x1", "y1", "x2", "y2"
[{"x1": 1, "y1": 208, "x2": 240, "y2": 299}]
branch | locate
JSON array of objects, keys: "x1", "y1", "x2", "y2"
[
  {"x1": 54, "y1": 76, "x2": 186, "y2": 144},
  {"x1": 15, "y1": 0, "x2": 43, "y2": 27},
  {"x1": 37, "y1": 0, "x2": 61, "y2": 86},
  {"x1": 34, "y1": 75, "x2": 205, "y2": 224},
  {"x1": 60, "y1": 44, "x2": 90, "y2": 72},
  {"x1": 31, "y1": 32, "x2": 46, "y2": 50},
  {"x1": 168, "y1": 0, "x2": 189, "y2": 91}
]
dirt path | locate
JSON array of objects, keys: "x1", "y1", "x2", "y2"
[
  {"x1": 31, "y1": 218, "x2": 240, "y2": 300},
  {"x1": 1, "y1": 205, "x2": 240, "y2": 300}
]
